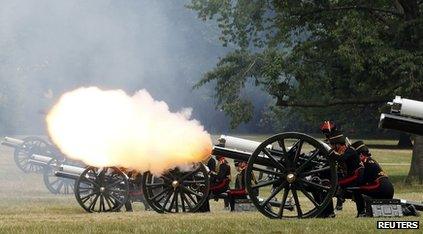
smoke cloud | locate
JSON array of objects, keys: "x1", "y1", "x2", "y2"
[{"x1": 46, "y1": 87, "x2": 212, "y2": 174}]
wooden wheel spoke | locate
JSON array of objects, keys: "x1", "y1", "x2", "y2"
[
  {"x1": 262, "y1": 148, "x2": 285, "y2": 171},
  {"x1": 252, "y1": 166, "x2": 283, "y2": 177},
  {"x1": 297, "y1": 184, "x2": 319, "y2": 207},
  {"x1": 185, "y1": 190, "x2": 197, "y2": 203},
  {"x1": 180, "y1": 191, "x2": 186, "y2": 212},
  {"x1": 56, "y1": 180, "x2": 64, "y2": 192},
  {"x1": 88, "y1": 194, "x2": 100, "y2": 211},
  {"x1": 81, "y1": 191, "x2": 96, "y2": 203},
  {"x1": 104, "y1": 194, "x2": 117, "y2": 207},
  {"x1": 104, "y1": 194, "x2": 113, "y2": 209},
  {"x1": 299, "y1": 166, "x2": 331, "y2": 177},
  {"x1": 261, "y1": 181, "x2": 287, "y2": 207},
  {"x1": 145, "y1": 182, "x2": 166, "y2": 188},
  {"x1": 162, "y1": 190, "x2": 173, "y2": 210},
  {"x1": 174, "y1": 190, "x2": 179, "y2": 213},
  {"x1": 291, "y1": 188, "x2": 302, "y2": 217},
  {"x1": 179, "y1": 185, "x2": 203, "y2": 197},
  {"x1": 293, "y1": 140, "x2": 304, "y2": 164},
  {"x1": 278, "y1": 187, "x2": 290, "y2": 218},
  {"x1": 277, "y1": 140, "x2": 287, "y2": 154},
  {"x1": 109, "y1": 193, "x2": 124, "y2": 205},
  {"x1": 179, "y1": 166, "x2": 201, "y2": 182},
  {"x1": 298, "y1": 178, "x2": 330, "y2": 191},
  {"x1": 82, "y1": 177, "x2": 100, "y2": 188},
  {"x1": 251, "y1": 179, "x2": 279, "y2": 189},
  {"x1": 151, "y1": 187, "x2": 171, "y2": 201},
  {"x1": 295, "y1": 150, "x2": 320, "y2": 174},
  {"x1": 181, "y1": 192, "x2": 194, "y2": 210},
  {"x1": 181, "y1": 180, "x2": 206, "y2": 184},
  {"x1": 108, "y1": 178, "x2": 125, "y2": 187}
]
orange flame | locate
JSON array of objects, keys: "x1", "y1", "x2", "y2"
[{"x1": 46, "y1": 87, "x2": 212, "y2": 174}]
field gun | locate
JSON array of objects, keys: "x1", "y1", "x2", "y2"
[
  {"x1": 142, "y1": 132, "x2": 337, "y2": 219},
  {"x1": 1, "y1": 136, "x2": 60, "y2": 173},
  {"x1": 379, "y1": 96, "x2": 423, "y2": 135},
  {"x1": 1, "y1": 136, "x2": 77, "y2": 194}
]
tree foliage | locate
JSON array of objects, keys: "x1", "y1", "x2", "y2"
[{"x1": 189, "y1": 0, "x2": 422, "y2": 129}]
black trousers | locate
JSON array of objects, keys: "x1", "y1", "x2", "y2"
[{"x1": 353, "y1": 177, "x2": 394, "y2": 215}]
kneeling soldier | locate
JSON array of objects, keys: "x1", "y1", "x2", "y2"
[{"x1": 351, "y1": 141, "x2": 394, "y2": 216}]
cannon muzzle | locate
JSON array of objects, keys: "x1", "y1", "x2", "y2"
[
  {"x1": 380, "y1": 96, "x2": 423, "y2": 135},
  {"x1": 54, "y1": 165, "x2": 85, "y2": 180},
  {"x1": 1, "y1": 137, "x2": 24, "y2": 148}
]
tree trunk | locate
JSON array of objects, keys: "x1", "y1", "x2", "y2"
[
  {"x1": 397, "y1": 133, "x2": 413, "y2": 148},
  {"x1": 406, "y1": 135, "x2": 423, "y2": 184}
]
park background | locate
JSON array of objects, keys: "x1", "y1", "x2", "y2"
[{"x1": 0, "y1": 0, "x2": 422, "y2": 233}]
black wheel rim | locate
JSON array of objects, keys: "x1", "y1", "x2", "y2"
[
  {"x1": 13, "y1": 137, "x2": 54, "y2": 173},
  {"x1": 75, "y1": 167, "x2": 129, "y2": 213},
  {"x1": 43, "y1": 158, "x2": 74, "y2": 195},
  {"x1": 142, "y1": 163, "x2": 210, "y2": 213},
  {"x1": 245, "y1": 132, "x2": 337, "y2": 219}
]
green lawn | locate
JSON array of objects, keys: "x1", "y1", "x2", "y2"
[{"x1": 0, "y1": 136, "x2": 422, "y2": 233}]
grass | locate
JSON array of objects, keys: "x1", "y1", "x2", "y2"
[{"x1": 0, "y1": 136, "x2": 422, "y2": 233}]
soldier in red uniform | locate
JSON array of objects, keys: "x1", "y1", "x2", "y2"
[{"x1": 328, "y1": 131, "x2": 394, "y2": 217}]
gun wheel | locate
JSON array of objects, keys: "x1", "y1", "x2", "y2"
[
  {"x1": 14, "y1": 137, "x2": 53, "y2": 173},
  {"x1": 142, "y1": 163, "x2": 210, "y2": 213},
  {"x1": 245, "y1": 132, "x2": 337, "y2": 219},
  {"x1": 75, "y1": 167, "x2": 129, "y2": 212},
  {"x1": 43, "y1": 158, "x2": 74, "y2": 195}
]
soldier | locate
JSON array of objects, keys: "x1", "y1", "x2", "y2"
[
  {"x1": 197, "y1": 156, "x2": 217, "y2": 212},
  {"x1": 227, "y1": 161, "x2": 257, "y2": 211},
  {"x1": 327, "y1": 130, "x2": 365, "y2": 217},
  {"x1": 209, "y1": 155, "x2": 231, "y2": 194},
  {"x1": 319, "y1": 120, "x2": 345, "y2": 213},
  {"x1": 350, "y1": 141, "x2": 395, "y2": 216}
]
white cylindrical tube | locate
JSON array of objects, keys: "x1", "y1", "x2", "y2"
[
  {"x1": 391, "y1": 96, "x2": 423, "y2": 119},
  {"x1": 32, "y1": 154, "x2": 53, "y2": 164},
  {"x1": 4, "y1": 137, "x2": 24, "y2": 146},
  {"x1": 400, "y1": 98, "x2": 423, "y2": 119},
  {"x1": 218, "y1": 135, "x2": 262, "y2": 153},
  {"x1": 60, "y1": 165, "x2": 85, "y2": 175}
]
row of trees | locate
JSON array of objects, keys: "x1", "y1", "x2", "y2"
[{"x1": 189, "y1": 0, "x2": 423, "y2": 182}]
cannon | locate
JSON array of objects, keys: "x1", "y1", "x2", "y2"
[
  {"x1": 379, "y1": 96, "x2": 423, "y2": 135},
  {"x1": 142, "y1": 132, "x2": 337, "y2": 218},
  {"x1": 1, "y1": 136, "x2": 77, "y2": 194},
  {"x1": 1, "y1": 136, "x2": 62, "y2": 173}
]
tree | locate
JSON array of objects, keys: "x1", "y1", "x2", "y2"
[{"x1": 189, "y1": 1, "x2": 423, "y2": 181}]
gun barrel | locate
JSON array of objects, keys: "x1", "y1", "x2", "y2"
[
  {"x1": 2, "y1": 137, "x2": 24, "y2": 148},
  {"x1": 390, "y1": 96, "x2": 423, "y2": 119},
  {"x1": 60, "y1": 165, "x2": 85, "y2": 175},
  {"x1": 27, "y1": 154, "x2": 53, "y2": 166}
]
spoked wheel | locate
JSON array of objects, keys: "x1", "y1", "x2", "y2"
[
  {"x1": 245, "y1": 132, "x2": 337, "y2": 219},
  {"x1": 142, "y1": 163, "x2": 210, "y2": 213},
  {"x1": 14, "y1": 136, "x2": 54, "y2": 173},
  {"x1": 43, "y1": 158, "x2": 74, "y2": 195},
  {"x1": 75, "y1": 167, "x2": 129, "y2": 213}
]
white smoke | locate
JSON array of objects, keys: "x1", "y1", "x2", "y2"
[{"x1": 46, "y1": 87, "x2": 212, "y2": 174}]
